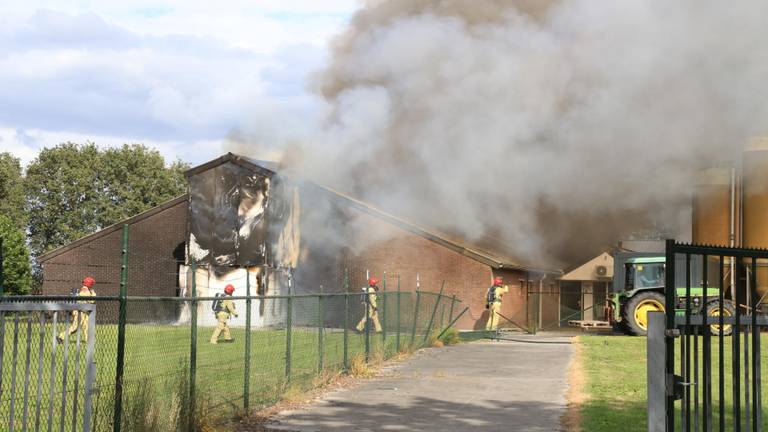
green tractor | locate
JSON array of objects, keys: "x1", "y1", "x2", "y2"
[{"x1": 607, "y1": 254, "x2": 734, "y2": 336}]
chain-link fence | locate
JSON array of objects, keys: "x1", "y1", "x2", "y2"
[{"x1": 0, "y1": 247, "x2": 463, "y2": 431}]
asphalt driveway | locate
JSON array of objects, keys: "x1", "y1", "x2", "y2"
[{"x1": 267, "y1": 336, "x2": 573, "y2": 432}]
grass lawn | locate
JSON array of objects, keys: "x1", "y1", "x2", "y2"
[
  {"x1": 578, "y1": 334, "x2": 768, "y2": 432},
  {"x1": 1, "y1": 320, "x2": 416, "y2": 431}
]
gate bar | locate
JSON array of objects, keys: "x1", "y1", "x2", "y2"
[
  {"x1": 60, "y1": 311, "x2": 71, "y2": 432},
  {"x1": 71, "y1": 316, "x2": 83, "y2": 432},
  {"x1": 9, "y1": 314, "x2": 20, "y2": 431},
  {"x1": 719, "y1": 255, "x2": 725, "y2": 432},
  {"x1": 664, "y1": 239, "x2": 677, "y2": 432},
  {"x1": 22, "y1": 314, "x2": 33, "y2": 431},
  {"x1": 733, "y1": 258, "x2": 742, "y2": 432},
  {"x1": 47, "y1": 312, "x2": 58, "y2": 431},
  {"x1": 751, "y1": 257, "x2": 761, "y2": 431},
  {"x1": 82, "y1": 308, "x2": 97, "y2": 432},
  {"x1": 33, "y1": 313, "x2": 45, "y2": 431}
]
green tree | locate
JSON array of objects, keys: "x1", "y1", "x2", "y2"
[
  {"x1": 25, "y1": 143, "x2": 102, "y2": 257},
  {"x1": 0, "y1": 215, "x2": 33, "y2": 295},
  {"x1": 25, "y1": 143, "x2": 189, "y2": 257},
  {"x1": 0, "y1": 152, "x2": 26, "y2": 229},
  {"x1": 98, "y1": 144, "x2": 189, "y2": 224}
]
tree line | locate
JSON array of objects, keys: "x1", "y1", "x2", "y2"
[{"x1": 0, "y1": 143, "x2": 188, "y2": 294}]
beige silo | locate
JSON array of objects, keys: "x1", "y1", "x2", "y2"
[
  {"x1": 742, "y1": 137, "x2": 768, "y2": 297},
  {"x1": 692, "y1": 167, "x2": 733, "y2": 247}
]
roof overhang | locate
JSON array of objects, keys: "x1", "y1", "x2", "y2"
[{"x1": 38, "y1": 194, "x2": 189, "y2": 262}]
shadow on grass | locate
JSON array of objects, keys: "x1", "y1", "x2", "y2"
[{"x1": 580, "y1": 400, "x2": 647, "y2": 432}]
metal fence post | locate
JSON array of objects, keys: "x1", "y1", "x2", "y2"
[
  {"x1": 423, "y1": 281, "x2": 445, "y2": 343},
  {"x1": 285, "y1": 294, "x2": 293, "y2": 380},
  {"x1": 647, "y1": 312, "x2": 666, "y2": 432},
  {"x1": 318, "y1": 293, "x2": 324, "y2": 372},
  {"x1": 364, "y1": 284, "x2": 371, "y2": 362},
  {"x1": 83, "y1": 307, "x2": 97, "y2": 432},
  {"x1": 343, "y1": 269, "x2": 349, "y2": 370},
  {"x1": 113, "y1": 224, "x2": 129, "y2": 432},
  {"x1": 189, "y1": 261, "x2": 198, "y2": 430},
  {"x1": 381, "y1": 272, "x2": 387, "y2": 346},
  {"x1": 437, "y1": 307, "x2": 469, "y2": 340},
  {"x1": 396, "y1": 275, "x2": 401, "y2": 352},
  {"x1": 0, "y1": 237, "x2": 4, "y2": 296},
  {"x1": 532, "y1": 284, "x2": 539, "y2": 335},
  {"x1": 411, "y1": 291, "x2": 420, "y2": 346},
  {"x1": 244, "y1": 270, "x2": 252, "y2": 412}
]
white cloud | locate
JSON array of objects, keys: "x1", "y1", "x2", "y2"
[
  {"x1": 0, "y1": 126, "x2": 223, "y2": 167},
  {"x1": 0, "y1": 1, "x2": 355, "y2": 166}
]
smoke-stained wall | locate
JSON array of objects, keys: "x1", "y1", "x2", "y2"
[{"x1": 187, "y1": 163, "x2": 272, "y2": 266}]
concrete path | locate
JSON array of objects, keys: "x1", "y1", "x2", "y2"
[{"x1": 268, "y1": 337, "x2": 573, "y2": 432}]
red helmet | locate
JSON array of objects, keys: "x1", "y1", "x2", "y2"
[
  {"x1": 82, "y1": 277, "x2": 96, "y2": 288},
  {"x1": 368, "y1": 277, "x2": 379, "y2": 286},
  {"x1": 224, "y1": 284, "x2": 235, "y2": 295},
  {"x1": 493, "y1": 277, "x2": 503, "y2": 285}
]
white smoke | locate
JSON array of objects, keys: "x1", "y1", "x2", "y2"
[{"x1": 229, "y1": 0, "x2": 768, "y2": 266}]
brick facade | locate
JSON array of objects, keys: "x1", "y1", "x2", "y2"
[
  {"x1": 38, "y1": 156, "x2": 556, "y2": 330},
  {"x1": 39, "y1": 197, "x2": 188, "y2": 321},
  {"x1": 333, "y1": 208, "x2": 532, "y2": 330}
]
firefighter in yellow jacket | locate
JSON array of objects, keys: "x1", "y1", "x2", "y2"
[
  {"x1": 356, "y1": 277, "x2": 383, "y2": 333},
  {"x1": 210, "y1": 284, "x2": 238, "y2": 344},
  {"x1": 58, "y1": 276, "x2": 97, "y2": 343},
  {"x1": 485, "y1": 276, "x2": 509, "y2": 331}
]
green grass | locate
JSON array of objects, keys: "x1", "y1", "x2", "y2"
[
  {"x1": 579, "y1": 334, "x2": 768, "y2": 432},
  {"x1": 1, "y1": 321, "x2": 419, "y2": 431}
]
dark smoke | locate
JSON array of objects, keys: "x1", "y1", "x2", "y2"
[{"x1": 229, "y1": 0, "x2": 768, "y2": 267}]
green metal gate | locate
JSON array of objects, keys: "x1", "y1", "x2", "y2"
[{"x1": 648, "y1": 240, "x2": 767, "y2": 431}]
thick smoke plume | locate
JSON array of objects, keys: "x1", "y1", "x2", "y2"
[{"x1": 229, "y1": 0, "x2": 768, "y2": 267}]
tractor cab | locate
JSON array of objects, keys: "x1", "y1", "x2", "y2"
[{"x1": 625, "y1": 258, "x2": 665, "y2": 291}]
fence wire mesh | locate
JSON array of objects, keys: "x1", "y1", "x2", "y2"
[{"x1": 0, "y1": 261, "x2": 461, "y2": 431}]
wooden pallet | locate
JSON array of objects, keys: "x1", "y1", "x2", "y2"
[{"x1": 568, "y1": 320, "x2": 612, "y2": 330}]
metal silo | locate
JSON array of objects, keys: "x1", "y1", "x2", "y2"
[
  {"x1": 692, "y1": 167, "x2": 733, "y2": 247},
  {"x1": 742, "y1": 137, "x2": 768, "y2": 297}
]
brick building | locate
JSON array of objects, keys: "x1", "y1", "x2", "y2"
[{"x1": 39, "y1": 153, "x2": 560, "y2": 329}]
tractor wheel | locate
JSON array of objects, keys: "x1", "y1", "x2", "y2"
[
  {"x1": 624, "y1": 291, "x2": 666, "y2": 336},
  {"x1": 706, "y1": 300, "x2": 735, "y2": 336}
]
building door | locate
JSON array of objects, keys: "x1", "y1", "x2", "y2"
[
  {"x1": 592, "y1": 282, "x2": 608, "y2": 320},
  {"x1": 559, "y1": 281, "x2": 582, "y2": 324}
]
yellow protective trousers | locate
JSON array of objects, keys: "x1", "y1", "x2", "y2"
[
  {"x1": 58, "y1": 311, "x2": 90, "y2": 343},
  {"x1": 356, "y1": 306, "x2": 382, "y2": 332},
  {"x1": 486, "y1": 302, "x2": 502, "y2": 331},
  {"x1": 210, "y1": 312, "x2": 233, "y2": 343}
]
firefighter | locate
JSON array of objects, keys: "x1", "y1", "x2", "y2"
[
  {"x1": 210, "y1": 284, "x2": 238, "y2": 344},
  {"x1": 57, "y1": 276, "x2": 96, "y2": 343},
  {"x1": 356, "y1": 277, "x2": 383, "y2": 333},
  {"x1": 485, "y1": 276, "x2": 509, "y2": 331}
]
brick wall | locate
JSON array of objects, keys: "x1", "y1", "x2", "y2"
[
  {"x1": 38, "y1": 184, "x2": 543, "y2": 330},
  {"x1": 40, "y1": 198, "x2": 188, "y2": 321},
  {"x1": 335, "y1": 208, "x2": 531, "y2": 330}
]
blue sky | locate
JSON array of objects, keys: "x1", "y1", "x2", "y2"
[{"x1": 0, "y1": 0, "x2": 356, "y2": 165}]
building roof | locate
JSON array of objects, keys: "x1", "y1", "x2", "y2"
[
  {"x1": 310, "y1": 183, "x2": 559, "y2": 273},
  {"x1": 626, "y1": 256, "x2": 665, "y2": 264},
  {"x1": 38, "y1": 195, "x2": 189, "y2": 262},
  {"x1": 40, "y1": 153, "x2": 561, "y2": 274},
  {"x1": 559, "y1": 252, "x2": 614, "y2": 281},
  {"x1": 183, "y1": 152, "x2": 280, "y2": 177}
]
